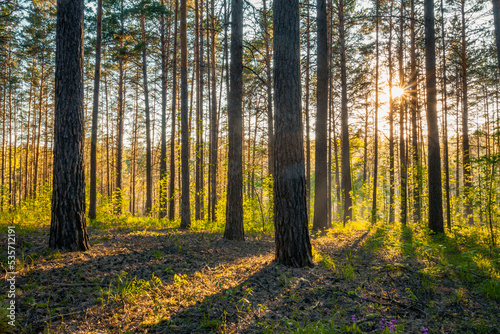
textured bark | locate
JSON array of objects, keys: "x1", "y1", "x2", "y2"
[
  {"x1": 263, "y1": 0, "x2": 273, "y2": 177},
  {"x1": 168, "y1": 0, "x2": 178, "y2": 221},
  {"x1": 388, "y1": 0, "x2": 395, "y2": 224},
  {"x1": 493, "y1": 0, "x2": 500, "y2": 76},
  {"x1": 424, "y1": 0, "x2": 444, "y2": 234},
  {"x1": 273, "y1": 0, "x2": 313, "y2": 267},
  {"x1": 339, "y1": 0, "x2": 352, "y2": 223},
  {"x1": 224, "y1": 0, "x2": 244, "y2": 241},
  {"x1": 89, "y1": 0, "x2": 102, "y2": 220},
  {"x1": 195, "y1": 0, "x2": 202, "y2": 220},
  {"x1": 440, "y1": 0, "x2": 451, "y2": 229},
  {"x1": 180, "y1": 0, "x2": 191, "y2": 229},
  {"x1": 399, "y1": 0, "x2": 407, "y2": 225},
  {"x1": 305, "y1": 0, "x2": 311, "y2": 212},
  {"x1": 313, "y1": 0, "x2": 328, "y2": 230},
  {"x1": 209, "y1": 0, "x2": 218, "y2": 223},
  {"x1": 159, "y1": 0, "x2": 168, "y2": 218},
  {"x1": 114, "y1": 59, "x2": 125, "y2": 215},
  {"x1": 410, "y1": 0, "x2": 421, "y2": 223},
  {"x1": 371, "y1": 0, "x2": 379, "y2": 224},
  {"x1": 49, "y1": 0, "x2": 90, "y2": 251},
  {"x1": 141, "y1": 12, "x2": 153, "y2": 215},
  {"x1": 461, "y1": 0, "x2": 473, "y2": 225}
]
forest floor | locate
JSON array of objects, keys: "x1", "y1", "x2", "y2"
[{"x1": 1, "y1": 217, "x2": 499, "y2": 334}]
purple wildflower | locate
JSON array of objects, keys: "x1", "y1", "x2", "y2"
[
  {"x1": 362, "y1": 294, "x2": 368, "y2": 300},
  {"x1": 351, "y1": 315, "x2": 356, "y2": 323}
]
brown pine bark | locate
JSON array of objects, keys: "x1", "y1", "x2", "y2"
[
  {"x1": 461, "y1": 0, "x2": 473, "y2": 225},
  {"x1": 180, "y1": 0, "x2": 191, "y2": 229},
  {"x1": 371, "y1": 0, "x2": 379, "y2": 224},
  {"x1": 159, "y1": 0, "x2": 169, "y2": 218},
  {"x1": 339, "y1": 0, "x2": 352, "y2": 223},
  {"x1": 399, "y1": 0, "x2": 407, "y2": 225},
  {"x1": 424, "y1": 0, "x2": 444, "y2": 234},
  {"x1": 224, "y1": 0, "x2": 244, "y2": 241},
  {"x1": 141, "y1": 10, "x2": 153, "y2": 215},
  {"x1": 168, "y1": 0, "x2": 178, "y2": 221},
  {"x1": 313, "y1": 0, "x2": 328, "y2": 230},
  {"x1": 273, "y1": 0, "x2": 313, "y2": 267},
  {"x1": 49, "y1": 0, "x2": 90, "y2": 251},
  {"x1": 89, "y1": 0, "x2": 102, "y2": 220}
]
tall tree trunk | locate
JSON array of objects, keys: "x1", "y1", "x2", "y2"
[
  {"x1": 493, "y1": 0, "x2": 500, "y2": 76},
  {"x1": 371, "y1": 0, "x2": 379, "y2": 224},
  {"x1": 169, "y1": 0, "x2": 178, "y2": 221},
  {"x1": 195, "y1": 0, "x2": 202, "y2": 220},
  {"x1": 224, "y1": 0, "x2": 244, "y2": 240},
  {"x1": 399, "y1": 0, "x2": 407, "y2": 225},
  {"x1": 461, "y1": 0, "x2": 473, "y2": 225},
  {"x1": 89, "y1": 0, "x2": 102, "y2": 220},
  {"x1": 263, "y1": 0, "x2": 273, "y2": 178},
  {"x1": 159, "y1": 0, "x2": 169, "y2": 218},
  {"x1": 313, "y1": 0, "x2": 328, "y2": 230},
  {"x1": 33, "y1": 53, "x2": 45, "y2": 198},
  {"x1": 410, "y1": 0, "x2": 420, "y2": 223},
  {"x1": 440, "y1": 0, "x2": 451, "y2": 229},
  {"x1": 305, "y1": 0, "x2": 311, "y2": 212},
  {"x1": 180, "y1": 0, "x2": 191, "y2": 229},
  {"x1": 209, "y1": 0, "x2": 218, "y2": 222},
  {"x1": 141, "y1": 12, "x2": 153, "y2": 215},
  {"x1": 114, "y1": 59, "x2": 125, "y2": 215},
  {"x1": 339, "y1": 0, "x2": 352, "y2": 223},
  {"x1": 388, "y1": 0, "x2": 395, "y2": 224},
  {"x1": 273, "y1": 0, "x2": 313, "y2": 267},
  {"x1": 424, "y1": 0, "x2": 444, "y2": 234},
  {"x1": 49, "y1": 0, "x2": 90, "y2": 251}
]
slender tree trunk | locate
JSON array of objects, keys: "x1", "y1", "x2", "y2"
[
  {"x1": 273, "y1": 0, "x2": 313, "y2": 267},
  {"x1": 169, "y1": 0, "x2": 178, "y2": 221},
  {"x1": 33, "y1": 54, "x2": 45, "y2": 198},
  {"x1": 305, "y1": 0, "x2": 311, "y2": 212},
  {"x1": 313, "y1": 0, "x2": 328, "y2": 230},
  {"x1": 440, "y1": 0, "x2": 451, "y2": 229},
  {"x1": 263, "y1": 0, "x2": 273, "y2": 178},
  {"x1": 371, "y1": 0, "x2": 380, "y2": 224},
  {"x1": 114, "y1": 59, "x2": 125, "y2": 215},
  {"x1": 180, "y1": 0, "x2": 191, "y2": 229},
  {"x1": 339, "y1": 0, "x2": 352, "y2": 224},
  {"x1": 159, "y1": 0, "x2": 169, "y2": 218},
  {"x1": 210, "y1": 0, "x2": 218, "y2": 222},
  {"x1": 195, "y1": 0, "x2": 202, "y2": 220},
  {"x1": 461, "y1": 0, "x2": 473, "y2": 225},
  {"x1": 399, "y1": 0, "x2": 407, "y2": 225},
  {"x1": 89, "y1": 0, "x2": 102, "y2": 220},
  {"x1": 388, "y1": 0, "x2": 395, "y2": 224},
  {"x1": 424, "y1": 0, "x2": 444, "y2": 234},
  {"x1": 50, "y1": 0, "x2": 90, "y2": 251},
  {"x1": 410, "y1": 0, "x2": 420, "y2": 223},
  {"x1": 493, "y1": 0, "x2": 500, "y2": 76}
]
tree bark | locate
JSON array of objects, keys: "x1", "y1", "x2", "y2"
[
  {"x1": 424, "y1": 0, "x2": 444, "y2": 234},
  {"x1": 273, "y1": 0, "x2": 313, "y2": 267},
  {"x1": 49, "y1": 0, "x2": 90, "y2": 251},
  {"x1": 180, "y1": 0, "x2": 191, "y2": 229},
  {"x1": 224, "y1": 0, "x2": 244, "y2": 241},
  {"x1": 313, "y1": 0, "x2": 328, "y2": 230},
  {"x1": 89, "y1": 0, "x2": 102, "y2": 220},
  {"x1": 399, "y1": 0, "x2": 407, "y2": 225},
  {"x1": 169, "y1": 0, "x2": 178, "y2": 221},
  {"x1": 339, "y1": 0, "x2": 352, "y2": 223},
  {"x1": 371, "y1": 0, "x2": 379, "y2": 224}
]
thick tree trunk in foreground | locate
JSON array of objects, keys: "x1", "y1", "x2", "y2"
[
  {"x1": 224, "y1": 0, "x2": 244, "y2": 241},
  {"x1": 88, "y1": 0, "x2": 102, "y2": 220},
  {"x1": 50, "y1": 0, "x2": 90, "y2": 251},
  {"x1": 313, "y1": 0, "x2": 328, "y2": 231},
  {"x1": 399, "y1": 0, "x2": 407, "y2": 225},
  {"x1": 371, "y1": 0, "x2": 379, "y2": 224},
  {"x1": 168, "y1": 0, "x2": 178, "y2": 221},
  {"x1": 493, "y1": 0, "x2": 500, "y2": 76},
  {"x1": 424, "y1": 0, "x2": 444, "y2": 234},
  {"x1": 273, "y1": 0, "x2": 313, "y2": 267},
  {"x1": 159, "y1": 0, "x2": 168, "y2": 218}
]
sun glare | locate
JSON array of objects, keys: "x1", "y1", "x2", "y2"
[{"x1": 392, "y1": 86, "x2": 404, "y2": 98}]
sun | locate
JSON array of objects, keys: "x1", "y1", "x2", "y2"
[{"x1": 391, "y1": 86, "x2": 404, "y2": 98}]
